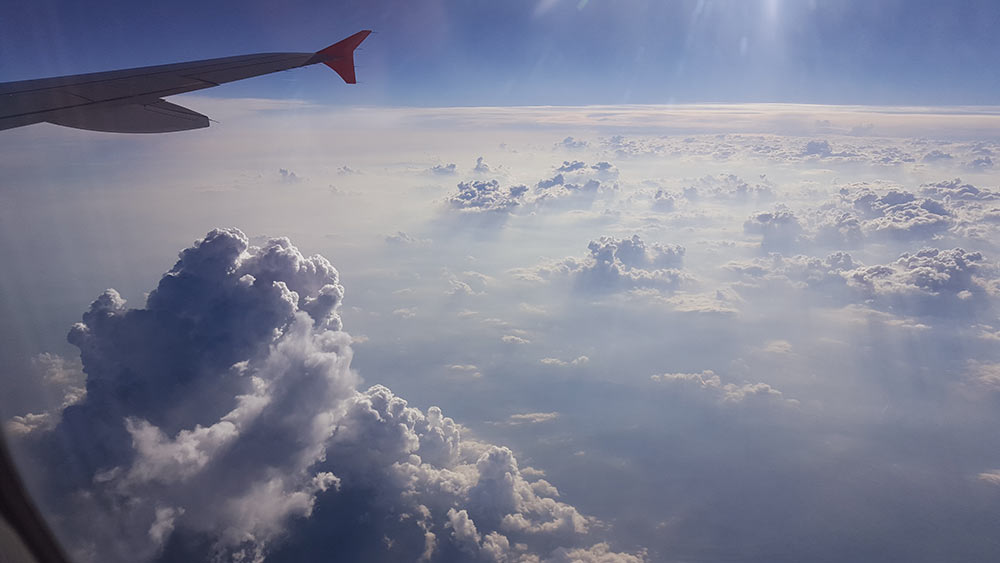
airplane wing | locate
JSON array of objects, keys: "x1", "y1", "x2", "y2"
[{"x1": 0, "y1": 30, "x2": 371, "y2": 134}]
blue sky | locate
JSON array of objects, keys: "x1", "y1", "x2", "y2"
[{"x1": 3, "y1": 0, "x2": 1000, "y2": 106}]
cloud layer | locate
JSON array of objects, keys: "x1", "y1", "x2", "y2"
[{"x1": 5, "y1": 104, "x2": 1000, "y2": 563}]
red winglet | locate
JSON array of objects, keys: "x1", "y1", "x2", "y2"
[{"x1": 311, "y1": 30, "x2": 372, "y2": 84}]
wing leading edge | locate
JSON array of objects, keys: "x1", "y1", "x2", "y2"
[{"x1": 0, "y1": 30, "x2": 371, "y2": 134}]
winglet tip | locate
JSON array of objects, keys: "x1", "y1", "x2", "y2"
[{"x1": 313, "y1": 30, "x2": 373, "y2": 84}]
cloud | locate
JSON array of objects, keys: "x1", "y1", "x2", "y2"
[
  {"x1": 386, "y1": 231, "x2": 432, "y2": 246},
  {"x1": 966, "y1": 155, "x2": 994, "y2": 170},
  {"x1": 854, "y1": 189, "x2": 953, "y2": 240},
  {"x1": 922, "y1": 150, "x2": 953, "y2": 162},
  {"x1": 448, "y1": 364, "x2": 483, "y2": 378},
  {"x1": 518, "y1": 303, "x2": 549, "y2": 315},
  {"x1": 16, "y1": 228, "x2": 352, "y2": 562},
  {"x1": 449, "y1": 179, "x2": 529, "y2": 213},
  {"x1": 844, "y1": 247, "x2": 992, "y2": 316},
  {"x1": 516, "y1": 235, "x2": 687, "y2": 293},
  {"x1": 443, "y1": 269, "x2": 490, "y2": 296},
  {"x1": 966, "y1": 361, "x2": 1000, "y2": 391},
  {"x1": 531, "y1": 160, "x2": 619, "y2": 209},
  {"x1": 474, "y1": 156, "x2": 492, "y2": 173},
  {"x1": 803, "y1": 139, "x2": 833, "y2": 157},
  {"x1": 551, "y1": 160, "x2": 617, "y2": 179},
  {"x1": 743, "y1": 206, "x2": 803, "y2": 251},
  {"x1": 652, "y1": 290, "x2": 742, "y2": 315},
  {"x1": 725, "y1": 245, "x2": 995, "y2": 318},
  {"x1": 557, "y1": 161, "x2": 587, "y2": 173},
  {"x1": 537, "y1": 173, "x2": 565, "y2": 190},
  {"x1": 315, "y1": 386, "x2": 638, "y2": 561},
  {"x1": 430, "y1": 163, "x2": 458, "y2": 175},
  {"x1": 761, "y1": 340, "x2": 793, "y2": 355},
  {"x1": 6, "y1": 412, "x2": 54, "y2": 437},
  {"x1": 649, "y1": 370, "x2": 792, "y2": 405},
  {"x1": 502, "y1": 334, "x2": 531, "y2": 345},
  {"x1": 919, "y1": 178, "x2": 1000, "y2": 201},
  {"x1": 504, "y1": 412, "x2": 560, "y2": 425},
  {"x1": 545, "y1": 542, "x2": 648, "y2": 563},
  {"x1": 448, "y1": 279, "x2": 478, "y2": 296},
  {"x1": 597, "y1": 128, "x2": 978, "y2": 167},
  {"x1": 782, "y1": 178, "x2": 1000, "y2": 249},
  {"x1": 3, "y1": 353, "x2": 85, "y2": 436},
  {"x1": 540, "y1": 356, "x2": 589, "y2": 367},
  {"x1": 11, "y1": 229, "x2": 640, "y2": 563},
  {"x1": 278, "y1": 168, "x2": 300, "y2": 183},
  {"x1": 647, "y1": 189, "x2": 675, "y2": 213},
  {"x1": 725, "y1": 251, "x2": 857, "y2": 295},
  {"x1": 681, "y1": 174, "x2": 775, "y2": 203},
  {"x1": 558, "y1": 137, "x2": 588, "y2": 150},
  {"x1": 810, "y1": 208, "x2": 865, "y2": 248},
  {"x1": 978, "y1": 471, "x2": 1000, "y2": 486}
]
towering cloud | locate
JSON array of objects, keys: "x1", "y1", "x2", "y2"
[{"x1": 14, "y1": 229, "x2": 642, "y2": 563}]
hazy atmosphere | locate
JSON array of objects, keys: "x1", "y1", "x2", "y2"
[{"x1": 3, "y1": 2, "x2": 1000, "y2": 563}]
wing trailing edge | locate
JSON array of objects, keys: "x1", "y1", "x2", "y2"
[{"x1": 47, "y1": 99, "x2": 209, "y2": 133}]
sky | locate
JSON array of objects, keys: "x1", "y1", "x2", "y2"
[
  {"x1": 3, "y1": 2, "x2": 1000, "y2": 563},
  {"x1": 2, "y1": 0, "x2": 1000, "y2": 106}
]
